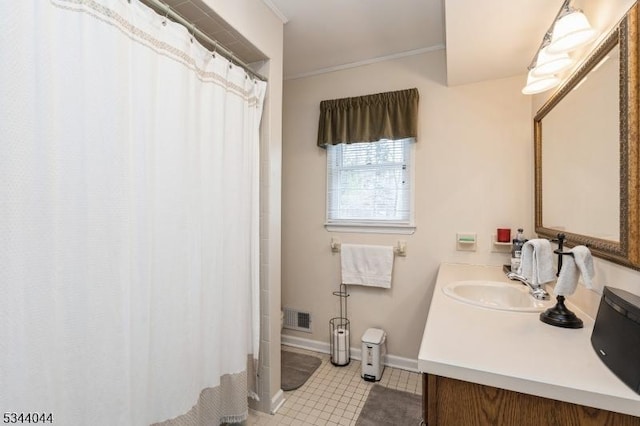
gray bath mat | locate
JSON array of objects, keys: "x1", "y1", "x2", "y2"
[
  {"x1": 356, "y1": 384, "x2": 422, "y2": 426},
  {"x1": 281, "y1": 350, "x2": 322, "y2": 391}
]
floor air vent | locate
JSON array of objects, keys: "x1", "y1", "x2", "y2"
[{"x1": 283, "y1": 307, "x2": 312, "y2": 333}]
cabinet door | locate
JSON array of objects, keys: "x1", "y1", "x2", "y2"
[{"x1": 423, "y1": 374, "x2": 640, "y2": 426}]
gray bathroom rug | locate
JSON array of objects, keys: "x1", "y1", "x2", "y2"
[
  {"x1": 356, "y1": 384, "x2": 422, "y2": 426},
  {"x1": 281, "y1": 350, "x2": 322, "y2": 391}
]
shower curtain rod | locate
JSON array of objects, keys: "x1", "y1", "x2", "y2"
[{"x1": 142, "y1": 0, "x2": 267, "y2": 82}]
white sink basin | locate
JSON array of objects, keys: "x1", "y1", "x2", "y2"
[{"x1": 443, "y1": 280, "x2": 551, "y2": 312}]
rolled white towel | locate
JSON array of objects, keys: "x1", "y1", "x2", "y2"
[{"x1": 520, "y1": 239, "x2": 555, "y2": 287}]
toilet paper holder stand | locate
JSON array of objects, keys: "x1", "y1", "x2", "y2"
[{"x1": 330, "y1": 283, "x2": 350, "y2": 366}]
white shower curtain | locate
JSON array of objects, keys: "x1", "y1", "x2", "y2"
[{"x1": 0, "y1": 1, "x2": 266, "y2": 425}]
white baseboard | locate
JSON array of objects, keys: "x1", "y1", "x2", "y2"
[
  {"x1": 282, "y1": 334, "x2": 330, "y2": 354},
  {"x1": 281, "y1": 334, "x2": 419, "y2": 372},
  {"x1": 384, "y1": 353, "x2": 420, "y2": 372},
  {"x1": 270, "y1": 389, "x2": 285, "y2": 414}
]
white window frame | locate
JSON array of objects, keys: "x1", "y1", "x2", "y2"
[{"x1": 324, "y1": 138, "x2": 416, "y2": 234}]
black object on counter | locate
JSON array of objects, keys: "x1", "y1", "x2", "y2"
[
  {"x1": 540, "y1": 233, "x2": 583, "y2": 328},
  {"x1": 540, "y1": 295, "x2": 583, "y2": 328},
  {"x1": 591, "y1": 286, "x2": 640, "y2": 395}
]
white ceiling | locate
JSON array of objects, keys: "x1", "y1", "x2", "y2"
[{"x1": 265, "y1": 0, "x2": 563, "y2": 85}]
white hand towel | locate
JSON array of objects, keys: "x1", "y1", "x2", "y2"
[
  {"x1": 519, "y1": 239, "x2": 555, "y2": 287},
  {"x1": 340, "y1": 244, "x2": 394, "y2": 288},
  {"x1": 554, "y1": 245, "x2": 595, "y2": 296},
  {"x1": 572, "y1": 245, "x2": 595, "y2": 289},
  {"x1": 554, "y1": 256, "x2": 579, "y2": 296}
]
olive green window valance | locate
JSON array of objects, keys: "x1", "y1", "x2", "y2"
[{"x1": 317, "y1": 88, "x2": 419, "y2": 147}]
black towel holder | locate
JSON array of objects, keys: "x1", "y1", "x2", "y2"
[{"x1": 540, "y1": 233, "x2": 584, "y2": 329}]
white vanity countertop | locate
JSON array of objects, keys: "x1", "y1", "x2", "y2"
[{"x1": 418, "y1": 262, "x2": 640, "y2": 417}]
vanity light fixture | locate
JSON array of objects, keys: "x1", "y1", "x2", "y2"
[
  {"x1": 522, "y1": 70, "x2": 561, "y2": 95},
  {"x1": 522, "y1": 0, "x2": 597, "y2": 95},
  {"x1": 547, "y1": 7, "x2": 597, "y2": 54},
  {"x1": 531, "y1": 38, "x2": 574, "y2": 77}
]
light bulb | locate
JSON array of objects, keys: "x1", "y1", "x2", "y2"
[
  {"x1": 522, "y1": 70, "x2": 560, "y2": 95},
  {"x1": 531, "y1": 47, "x2": 574, "y2": 77},
  {"x1": 547, "y1": 10, "x2": 597, "y2": 54}
]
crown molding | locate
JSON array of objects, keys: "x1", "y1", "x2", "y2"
[
  {"x1": 285, "y1": 44, "x2": 445, "y2": 81},
  {"x1": 262, "y1": 0, "x2": 289, "y2": 23}
]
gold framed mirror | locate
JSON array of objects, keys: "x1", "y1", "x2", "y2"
[{"x1": 534, "y1": 3, "x2": 639, "y2": 268}]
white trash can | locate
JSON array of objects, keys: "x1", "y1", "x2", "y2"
[{"x1": 361, "y1": 328, "x2": 386, "y2": 381}]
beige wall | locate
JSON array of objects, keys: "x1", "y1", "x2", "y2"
[
  {"x1": 210, "y1": 0, "x2": 640, "y2": 403},
  {"x1": 202, "y1": 0, "x2": 284, "y2": 411},
  {"x1": 282, "y1": 50, "x2": 533, "y2": 360}
]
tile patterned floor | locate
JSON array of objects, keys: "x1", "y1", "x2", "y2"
[{"x1": 247, "y1": 346, "x2": 422, "y2": 425}]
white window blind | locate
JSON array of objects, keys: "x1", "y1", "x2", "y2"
[{"x1": 326, "y1": 138, "x2": 413, "y2": 225}]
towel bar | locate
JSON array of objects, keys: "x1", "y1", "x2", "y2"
[
  {"x1": 330, "y1": 237, "x2": 341, "y2": 253},
  {"x1": 329, "y1": 239, "x2": 407, "y2": 257}
]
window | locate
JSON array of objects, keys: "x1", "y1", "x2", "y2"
[
  {"x1": 326, "y1": 138, "x2": 415, "y2": 233},
  {"x1": 318, "y1": 88, "x2": 419, "y2": 233}
]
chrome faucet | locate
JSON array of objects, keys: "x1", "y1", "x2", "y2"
[{"x1": 506, "y1": 272, "x2": 551, "y2": 300}]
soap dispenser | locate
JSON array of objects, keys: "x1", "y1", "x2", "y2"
[{"x1": 510, "y1": 228, "x2": 526, "y2": 272}]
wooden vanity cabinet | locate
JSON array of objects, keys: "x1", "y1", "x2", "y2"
[{"x1": 422, "y1": 373, "x2": 640, "y2": 426}]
